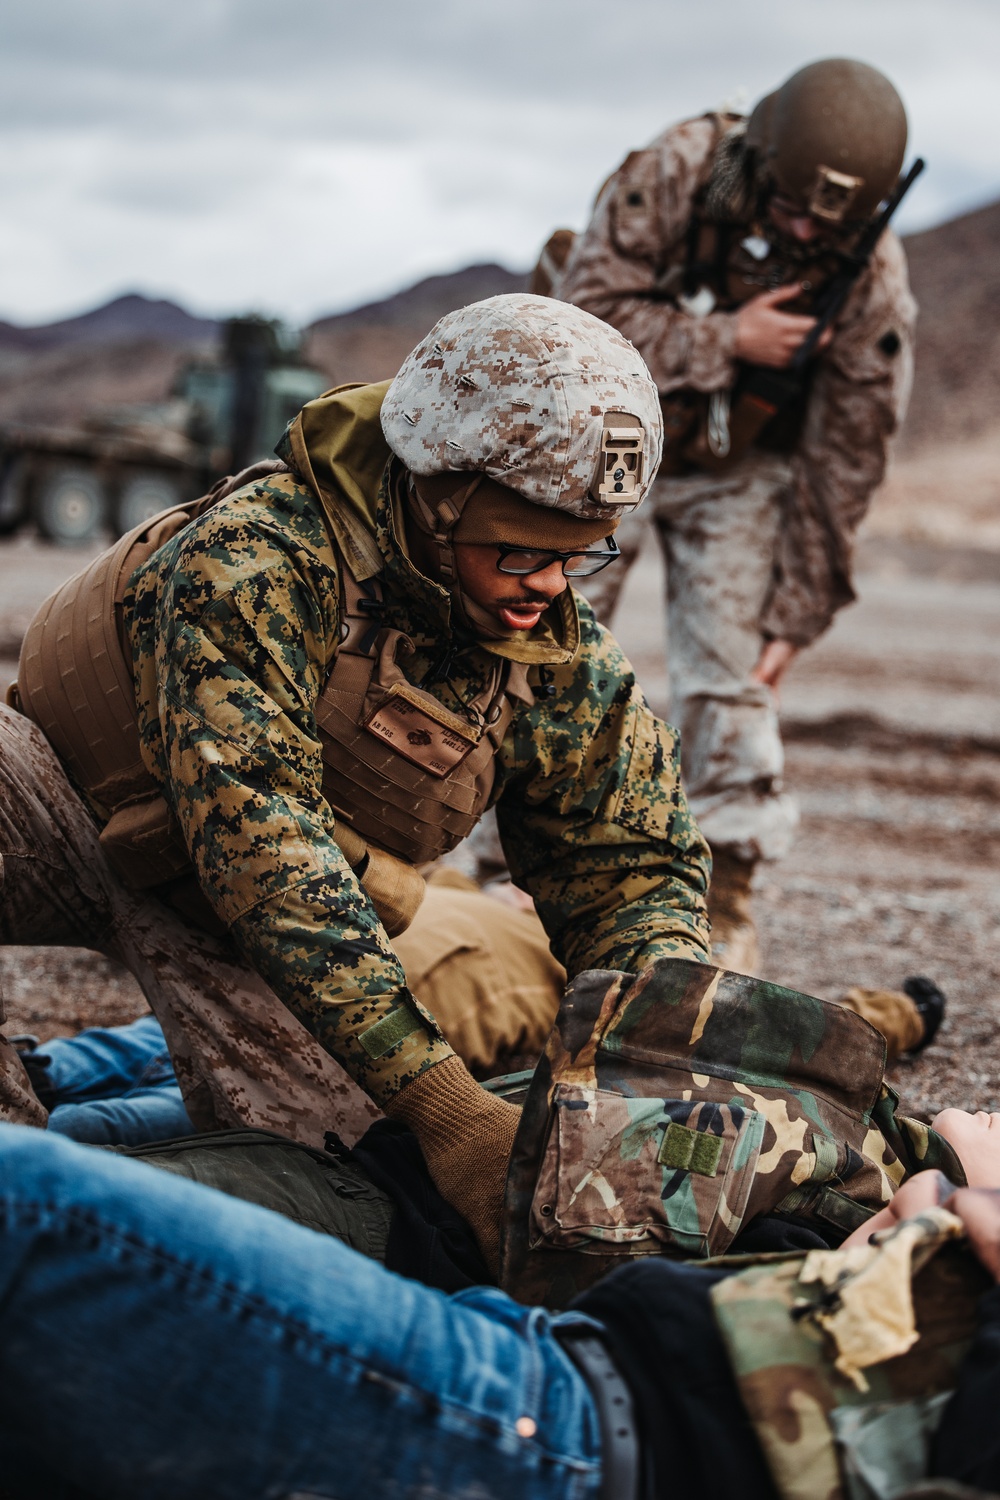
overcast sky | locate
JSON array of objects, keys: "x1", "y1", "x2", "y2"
[{"x1": 1, "y1": 0, "x2": 998, "y2": 327}]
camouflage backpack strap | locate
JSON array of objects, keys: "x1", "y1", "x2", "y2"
[
  {"x1": 765, "y1": 1080, "x2": 969, "y2": 1239},
  {"x1": 500, "y1": 959, "x2": 928, "y2": 1307},
  {"x1": 710, "y1": 1209, "x2": 991, "y2": 1500}
]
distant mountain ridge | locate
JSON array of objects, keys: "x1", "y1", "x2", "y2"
[
  {"x1": 304, "y1": 262, "x2": 530, "y2": 390},
  {"x1": 0, "y1": 264, "x2": 529, "y2": 428},
  {"x1": 310, "y1": 263, "x2": 529, "y2": 333},
  {"x1": 0, "y1": 293, "x2": 219, "y2": 352},
  {"x1": 0, "y1": 266, "x2": 527, "y2": 353},
  {"x1": 897, "y1": 198, "x2": 1000, "y2": 449}
]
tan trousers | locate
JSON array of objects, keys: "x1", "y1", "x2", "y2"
[
  {"x1": 839, "y1": 986, "x2": 925, "y2": 1062},
  {"x1": 577, "y1": 454, "x2": 799, "y2": 863},
  {"x1": 396, "y1": 871, "x2": 565, "y2": 1074}
]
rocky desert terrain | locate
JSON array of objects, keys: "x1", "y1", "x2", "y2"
[{"x1": 2, "y1": 199, "x2": 1000, "y2": 1121}]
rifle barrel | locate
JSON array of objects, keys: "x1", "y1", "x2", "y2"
[{"x1": 790, "y1": 157, "x2": 926, "y2": 370}]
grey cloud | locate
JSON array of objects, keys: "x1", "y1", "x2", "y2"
[
  {"x1": 2, "y1": 0, "x2": 994, "y2": 115},
  {"x1": 0, "y1": 0, "x2": 998, "y2": 322}
]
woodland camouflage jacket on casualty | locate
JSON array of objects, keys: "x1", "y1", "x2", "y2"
[
  {"x1": 123, "y1": 386, "x2": 711, "y2": 1107},
  {"x1": 557, "y1": 115, "x2": 918, "y2": 648}
]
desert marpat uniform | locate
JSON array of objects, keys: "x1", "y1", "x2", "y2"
[{"x1": 559, "y1": 114, "x2": 917, "y2": 862}]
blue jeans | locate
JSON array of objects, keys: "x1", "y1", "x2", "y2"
[
  {"x1": 0, "y1": 1126, "x2": 602, "y2": 1500},
  {"x1": 37, "y1": 1015, "x2": 194, "y2": 1145}
]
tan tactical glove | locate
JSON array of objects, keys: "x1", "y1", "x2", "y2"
[
  {"x1": 385, "y1": 1053, "x2": 520, "y2": 1275},
  {"x1": 334, "y1": 825, "x2": 425, "y2": 938}
]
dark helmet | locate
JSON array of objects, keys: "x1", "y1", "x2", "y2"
[{"x1": 746, "y1": 59, "x2": 908, "y2": 223}]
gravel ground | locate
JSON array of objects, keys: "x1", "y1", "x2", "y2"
[
  {"x1": 616, "y1": 542, "x2": 1000, "y2": 1120},
  {"x1": 2, "y1": 527, "x2": 1000, "y2": 1121}
]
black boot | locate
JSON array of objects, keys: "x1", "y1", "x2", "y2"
[{"x1": 902, "y1": 976, "x2": 946, "y2": 1055}]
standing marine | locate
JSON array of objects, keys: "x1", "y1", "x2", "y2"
[
  {"x1": 0, "y1": 294, "x2": 712, "y2": 1269},
  {"x1": 555, "y1": 58, "x2": 918, "y2": 973}
]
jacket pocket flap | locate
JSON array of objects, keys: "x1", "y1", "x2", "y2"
[{"x1": 530, "y1": 1085, "x2": 765, "y2": 1257}]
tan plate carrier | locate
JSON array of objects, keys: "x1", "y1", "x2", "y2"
[{"x1": 13, "y1": 466, "x2": 531, "y2": 933}]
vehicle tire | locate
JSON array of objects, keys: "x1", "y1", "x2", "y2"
[
  {"x1": 115, "y1": 471, "x2": 184, "y2": 537},
  {"x1": 0, "y1": 456, "x2": 28, "y2": 536},
  {"x1": 32, "y1": 467, "x2": 108, "y2": 544}
]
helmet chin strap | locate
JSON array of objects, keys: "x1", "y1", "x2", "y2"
[
  {"x1": 405, "y1": 471, "x2": 509, "y2": 637},
  {"x1": 455, "y1": 592, "x2": 515, "y2": 641}
]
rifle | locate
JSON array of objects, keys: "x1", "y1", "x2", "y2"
[{"x1": 684, "y1": 156, "x2": 925, "y2": 471}]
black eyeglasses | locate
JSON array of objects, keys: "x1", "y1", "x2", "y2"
[{"x1": 494, "y1": 536, "x2": 621, "y2": 578}]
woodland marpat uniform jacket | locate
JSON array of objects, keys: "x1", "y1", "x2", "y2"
[{"x1": 123, "y1": 385, "x2": 711, "y2": 1106}]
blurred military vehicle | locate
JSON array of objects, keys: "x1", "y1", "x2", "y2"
[{"x1": 0, "y1": 316, "x2": 328, "y2": 544}]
